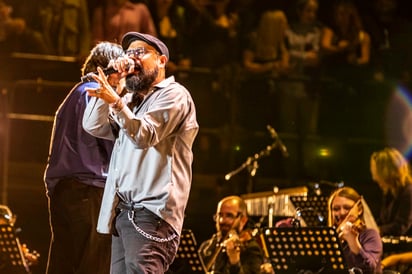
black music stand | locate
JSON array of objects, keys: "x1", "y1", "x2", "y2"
[
  {"x1": 289, "y1": 195, "x2": 329, "y2": 227},
  {"x1": 0, "y1": 224, "x2": 30, "y2": 274},
  {"x1": 261, "y1": 227, "x2": 348, "y2": 274},
  {"x1": 166, "y1": 229, "x2": 204, "y2": 274}
]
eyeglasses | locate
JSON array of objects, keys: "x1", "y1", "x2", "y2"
[
  {"x1": 125, "y1": 47, "x2": 156, "y2": 59},
  {"x1": 213, "y1": 212, "x2": 242, "y2": 222}
]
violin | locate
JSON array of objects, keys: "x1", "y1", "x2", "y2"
[
  {"x1": 336, "y1": 199, "x2": 366, "y2": 241},
  {"x1": 205, "y1": 229, "x2": 243, "y2": 272},
  {"x1": 204, "y1": 216, "x2": 256, "y2": 272},
  {"x1": 21, "y1": 243, "x2": 40, "y2": 266}
]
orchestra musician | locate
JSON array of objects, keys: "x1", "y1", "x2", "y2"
[
  {"x1": 198, "y1": 195, "x2": 273, "y2": 274},
  {"x1": 0, "y1": 205, "x2": 39, "y2": 273},
  {"x1": 328, "y1": 187, "x2": 383, "y2": 274},
  {"x1": 370, "y1": 147, "x2": 412, "y2": 236},
  {"x1": 381, "y1": 251, "x2": 412, "y2": 273}
]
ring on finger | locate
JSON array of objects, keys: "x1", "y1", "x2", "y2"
[{"x1": 96, "y1": 89, "x2": 101, "y2": 94}]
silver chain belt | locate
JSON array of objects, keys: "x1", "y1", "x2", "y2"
[{"x1": 127, "y1": 209, "x2": 177, "y2": 243}]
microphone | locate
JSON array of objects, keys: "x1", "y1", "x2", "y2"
[
  {"x1": 80, "y1": 58, "x2": 135, "y2": 82},
  {"x1": 266, "y1": 125, "x2": 289, "y2": 157}
]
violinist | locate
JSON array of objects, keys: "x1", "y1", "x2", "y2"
[
  {"x1": 328, "y1": 187, "x2": 382, "y2": 274},
  {"x1": 0, "y1": 205, "x2": 39, "y2": 273},
  {"x1": 198, "y1": 195, "x2": 271, "y2": 274}
]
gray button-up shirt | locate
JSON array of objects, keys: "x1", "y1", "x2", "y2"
[{"x1": 83, "y1": 76, "x2": 198, "y2": 235}]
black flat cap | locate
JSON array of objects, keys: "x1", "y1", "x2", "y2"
[{"x1": 121, "y1": 32, "x2": 169, "y2": 60}]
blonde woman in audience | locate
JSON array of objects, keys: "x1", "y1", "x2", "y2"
[
  {"x1": 243, "y1": 9, "x2": 289, "y2": 75},
  {"x1": 238, "y1": 8, "x2": 290, "y2": 132}
]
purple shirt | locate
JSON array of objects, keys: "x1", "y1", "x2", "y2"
[
  {"x1": 44, "y1": 81, "x2": 114, "y2": 195},
  {"x1": 342, "y1": 228, "x2": 383, "y2": 274}
]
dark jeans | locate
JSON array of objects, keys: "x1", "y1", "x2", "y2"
[
  {"x1": 46, "y1": 178, "x2": 111, "y2": 274},
  {"x1": 111, "y1": 207, "x2": 179, "y2": 274}
]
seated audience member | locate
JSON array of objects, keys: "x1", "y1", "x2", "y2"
[
  {"x1": 91, "y1": 0, "x2": 157, "y2": 45},
  {"x1": 148, "y1": 0, "x2": 191, "y2": 75},
  {"x1": 286, "y1": 0, "x2": 322, "y2": 72},
  {"x1": 320, "y1": 0, "x2": 371, "y2": 87},
  {"x1": 370, "y1": 147, "x2": 412, "y2": 236},
  {"x1": 238, "y1": 9, "x2": 290, "y2": 131},
  {"x1": 39, "y1": 0, "x2": 91, "y2": 56},
  {"x1": 328, "y1": 187, "x2": 382, "y2": 274},
  {"x1": 198, "y1": 195, "x2": 273, "y2": 274},
  {"x1": 242, "y1": 9, "x2": 289, "y2": 75},
  {"x1": 280, "y1": 0, "x2": 323, "y2": 136},
  {"x1": 182, "y1": 0, "x2": 240, "y2": 69},
  {"x1": 362, "y1": 0, "x2": 412, "y2": 83},
  {"x1": 321, "y1": 1, "x2": 371, "y2": 65},
  {"x1": 0, "y1": 0, "x2": 48, "y2": 54}
]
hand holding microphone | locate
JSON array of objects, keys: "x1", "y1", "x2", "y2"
[
  {"x1": 110, "y1": 56, "x2": 136, "y2": 74},
  {"x1": 81, "y1": 57, "x2": 136, "y2": 82},
  {"x1": 84, "y1": 66, "x2": 124, "y2": 108}
]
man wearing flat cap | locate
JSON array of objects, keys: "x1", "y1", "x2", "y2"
[{"x1": 82, "y1": 32, "x2": 199, "y2": 273}]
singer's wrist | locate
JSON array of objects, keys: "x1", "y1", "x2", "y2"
[{"x1": 110, "y1": 97, "x2": 124, "y2": 112}]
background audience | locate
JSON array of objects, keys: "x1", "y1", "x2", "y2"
[
  {"x1": 0, "y1": 0, "x2": 48, "y2": 55},
  {"x1": 40, "y1": 0, "x2": 91, "y2": 57},
  {"x1": 91, "y1": 0, "x2": 157, "y2": 45},
  {"x1": 147, "y1": 0, "x2": 191, "y2": 74},
  {"x1": 3, "y1": 0, "x2": 410, "y2": 93},
  {"x1": 238, "y1": 8, "x2": 289, "y2": 132},
  {"x1": 320, "y1": 0, "x2": 371, "y2": 91}
]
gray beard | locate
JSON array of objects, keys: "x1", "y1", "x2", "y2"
[{"x1": 125, "y1": 67, "x2": 158, "y2": 94}]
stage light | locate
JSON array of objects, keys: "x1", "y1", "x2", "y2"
[{"x1": 317, "y1": 147, "x2": 331, "y2": 158}]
